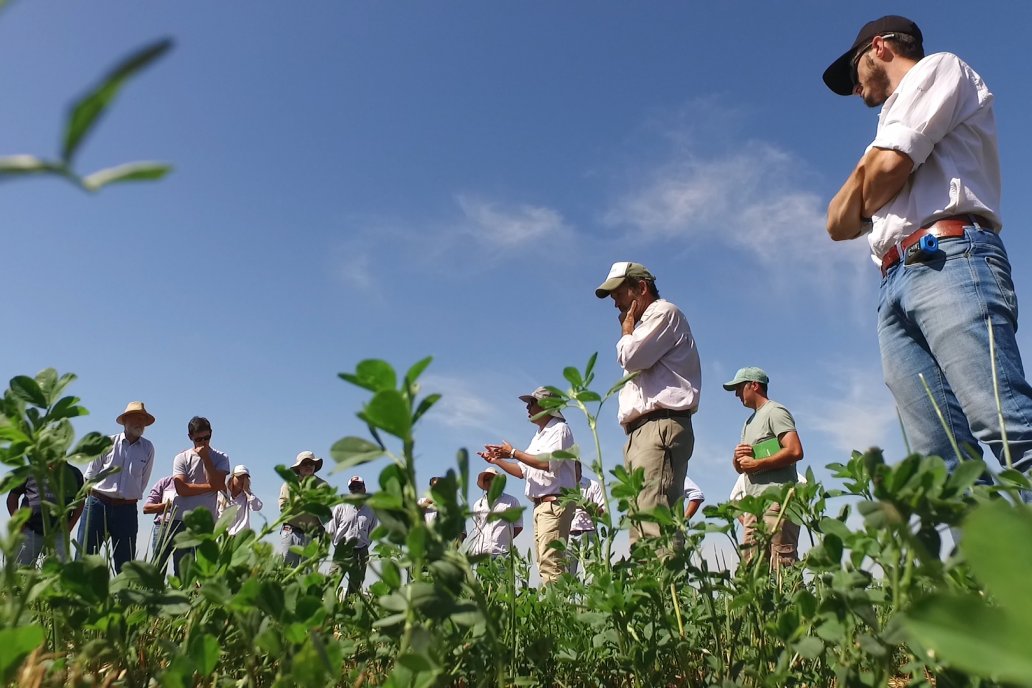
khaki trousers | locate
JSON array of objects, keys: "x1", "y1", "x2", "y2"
[
  {"x1": 533, "y1": 499, "x2": 574, "y2": 585},
  {"x1": 741, "y1": 502, "x2": 799, "y2": 570},
  {"x1": 624, "y1": 415, "x2": 694, "y2": 547}
]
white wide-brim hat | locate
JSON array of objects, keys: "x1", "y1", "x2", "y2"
[{"x1": 290, "y1": 450, "x2": 324, "y2": 473}]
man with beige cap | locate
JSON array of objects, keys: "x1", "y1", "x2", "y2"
[
  {"x1": 723, "y1": 367, "x2": 803, "y2": 568},
  {"x1": 77, "y1": 401, "x2": 156, "y2": 573},
  {"x1": 595, "y1": 262, "x2": 701, "y2": 548},
  {"x1": 278, "y1": 450, "x2": 327, "y2": 566},
  {"x1": 480, "y1": 386, "x2": 577, "y2": 584},
  {"x1": 467, "y1": 467, "x2": 523, "y2": 558}
]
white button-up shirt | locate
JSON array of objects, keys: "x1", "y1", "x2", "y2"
[
  {"x1": 570, "y1": 476, "x2": 606, "y2": 533},
  {"x1": 684, "y1": 477, "x2": 705, "y2": 503},
  {"x1": 866, "y1": 52, "x2": 1001, "y2": 261},
  {"x1": 326, "y1": 502, "x2": 378, "y2": 548},
  {"x1": 83, "y1": 433, "x2": 156, "y2": 500},
  {"x1": 216, "y1": 490, "x2": 264, "y2": 535},
  {"x1": 616, "y1": 299, "x2": 702, "y2": 427},
  {"x1": 523, "y1": 418, "x2": 578, "y2": 498},
  {"x1": 467, "y1": 492, "x2": 523, "y2": 556}
]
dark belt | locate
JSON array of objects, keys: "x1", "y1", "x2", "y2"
[
  {"x1": 570, "y1": 528, "x2": 596, "y2": 535},
  {"x1": 93, "y1": 492, "x2": 138, "y2": 506},
  {"x1": 532, "y1": 494, "x2": 560, "y2": 506},
  {"x1": 624, "y1": 408, "x2": 694, "y2": 435},
  {"x1": 880, "y1": 214, "x2": 991, "y2": 276}
]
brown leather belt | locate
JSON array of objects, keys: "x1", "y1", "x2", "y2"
[
  {"x1": 532, "y1": 494, "x2": 559, "y2": 506},
  {"x1": 93, "y1": 492, "x2": 138, "y2": 506},
  {"x1": 624, "y1": 408, "x2": 694, "y2": 435},
  {"x1": 880, "y1": 214, "x2": 991, "y2": 276}
]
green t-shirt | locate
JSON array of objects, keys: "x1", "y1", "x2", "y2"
[{"x1": 739, "y1": 400, "x2": 800, "y2": 497}]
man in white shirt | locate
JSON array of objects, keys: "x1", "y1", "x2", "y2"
[
  {"x1": 158, "y1": 416, "x2": 230, "y2": 577},
  {"x1": 568, "y1": 461, "x2": 607, "y2": 578},
  {"x1": 78, "y1": 401, "x2": 156, "y2": 573},
  {"x1": 480, "y1": 387, "x2": 578, "y2": 585},
  {"x1": 467, "y1": 468, "x2": 524, "y2": 558},
  {"x1": 596, "y1": 262, "x2": 702, "y2": 547},
  {"x1": 825, "y1": 16, "x2": 1032, "y2": 480},
  {"x1": 327, "y1": 475, "x2": 378, "y2": 596}
]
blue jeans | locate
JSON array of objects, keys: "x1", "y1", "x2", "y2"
[
  {"x1": 15, "y1": 528, "x2": 68, "y2": 566},
  {"x1": 76, "y1": 495, "x2": 138, "y2": 573},
  {"x1": 878, "y1": 226, "x2": 1032, "y2": 476},
  {"x1": 280, "y1": 525, "x2": 313, "y2": 567}
]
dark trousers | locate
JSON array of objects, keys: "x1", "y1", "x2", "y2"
[
  {"x1": 76, "y1": 495, "x2": 138, "y2": 573},
  {"x1": 332, "y1": 542, "x2": 369, "y2": 596}
]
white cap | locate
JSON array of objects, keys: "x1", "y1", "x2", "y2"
[{"x1": 232, "y1": 464, "x2": 251, "y2": 477}]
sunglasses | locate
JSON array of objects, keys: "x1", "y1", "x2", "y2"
[
  {"x1": 850, "y1": 33, "x2": 897, "y2": 86},
  {"x1": 192, "y1": 433, "x2": 212, "y2": 442}
]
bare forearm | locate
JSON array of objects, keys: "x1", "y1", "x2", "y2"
[
  {"x1": 827, "y1": 163, "x2": 867, "y2": 241},
  {"x1": 511, "y1": 448, "x2": 549, "y2": 471},
  {"x1": 861, "y1": 148, "x2": 913, "y2": 216}
]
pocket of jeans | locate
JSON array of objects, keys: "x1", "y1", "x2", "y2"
[{"x1": 985, "y1": 255, "x2": 1018, "y2": 319}]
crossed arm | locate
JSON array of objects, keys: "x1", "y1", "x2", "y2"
[{"x1": 826, "y1": 147, "x2": 914, "y2": 241}]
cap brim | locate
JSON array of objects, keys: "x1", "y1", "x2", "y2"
[
  {"x1": 722, "y1": 379, "x2": 743, "y2": 391},
  {"x1": 518, "y1": 394, "x2": 535, "y2": 403},
  {"x1": 595, "y1": 277, "x2": 625, "y2": 299},
  {"x1": 823, "y1": 49, "x2": 857, "y2": 96}
]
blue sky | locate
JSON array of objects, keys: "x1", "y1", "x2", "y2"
[{"x1": 4, "y1": 2, "x2": 1032, "y2": 562}]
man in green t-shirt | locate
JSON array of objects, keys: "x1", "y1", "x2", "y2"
[{"x1": 724, "y1": 367, "x2": 803, "y2": 569}]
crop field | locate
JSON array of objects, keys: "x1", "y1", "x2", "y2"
[{"x1": 2, "y1": 361, "x2": 1031, "y2": 688}]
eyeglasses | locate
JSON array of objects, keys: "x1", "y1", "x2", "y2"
[
  {"x1": 192, "y1": 433, "x2": 212, "y2": 442},
  {"x1": 850, "y1": 33, "x2": 897, "y2": 86}
]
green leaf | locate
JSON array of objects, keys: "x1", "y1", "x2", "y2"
[
  {"x1": 47, "y1": 396, "x2": 88, "y2": 422},
  {"x1": 961, "y1": 501, "x2": 1032, "y2": 622},
  {"x1": 487, "y1": 471, "x2": 506, "y2": 506},
  {"x1": 0, "y1": 624, "x2": 45, "y2": 685},
  {"x1": 583, "y1": 353, "x2": 598, "y2": 383},
  {"x1": 62, "y1": 38, "x2": 174, "y2": 162},
  {"x1": 360, "y1": 390, "x2": 411, "y2": 439},
  {"x1": 9, "y1": 376, "x2": 47, "y2": 407},
  {"x1": 487, "y1": 506, "x2": 524, "y2": 524},
  {"x1": 380, "y1": 560, "x2": 402, "y2": 590},
  {"x1": 70, "y1": 432, "x2": 114, "y2": 462},
  {"x1": 340, "y1": 359, "x2": 397, "y2": 393},
  {"x1": 81, "y1": 162, "x2": 172, "y2": 191},
  {"x1": 187, "y1": 633, "x2": 221, "y2": 676},
  {"x1": 575, "y1": 390, "x2": 602, "y2": 403},
  {"x1": 329, "y1": 436, "x2": 384, "y2": 470},
  {"x1": 412, "y1": 393, "x2": 441, "y2": 424},
  {"x1": 0, "y1": 155, "x2": 66, "y2": 177},
  {"x1": 404, "y1": 356, "x2": 433, "y2": 390},
  {"x1": 905, "y1": 593, "x2": 1032, "y2": 684},
  {"x1": 946, "y1": 459, "x2": 988, "y2": 493},
  {"x1": 793, "y1": 636, "x2": 824, "y2": 660},
  {"x1": 605, "y1": 372, "x2": 639, "y2": 399},
  {"x1": 563, "y1": 367, "x2": 583, "y2": 387}
]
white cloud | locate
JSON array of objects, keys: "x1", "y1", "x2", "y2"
[
  {"x1": 421, "y1": 372, "x2": 503, "y2": 432},
  {"x1": 803, "y1": 364, "x2": 901, "y2": 455},
  {"x1": 456, "y1": 194, "x2": 573, "y2": 248}
]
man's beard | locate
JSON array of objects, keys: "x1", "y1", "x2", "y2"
[{"x1": 863, "y1": 56, "x2": 892, "y2": 108}]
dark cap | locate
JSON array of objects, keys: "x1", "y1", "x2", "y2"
[{"x1": 823, "y1": 15, "x2": 923, "y2": 96}]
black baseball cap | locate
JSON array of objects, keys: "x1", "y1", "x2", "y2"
[{"x1": 823, "y1": 15, "x2": 923, "y2": 96}]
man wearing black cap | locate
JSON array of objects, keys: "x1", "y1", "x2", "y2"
[
  {"x1": 824, "y1": 17, "x2": 1032, "y2": 478},
  {"x1": 595, "y1": 261, "x2": 702, "y2": 548}
]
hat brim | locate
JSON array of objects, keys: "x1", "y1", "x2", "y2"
[
  {"x1": 595, "y1": 276, "x2": 626, "y2": 299},
  {"x1": 518, "y1": 394, "x2": 535, "y2": 403},
  {"x1": 823, "y1": 49, "x2": 858, "y2": 96},
  {"x1": 117, "y1": 410, "x2": 156, "y2": 426},
  {"x1": 722, "y1": 381, "x2": 742, "y2": 391},
  {"x1": 476, "y1": 471, "x2": 496, "y2": 490},
  {"x1": 292, "y1": 458, "x2": 324, "y2": 473}
]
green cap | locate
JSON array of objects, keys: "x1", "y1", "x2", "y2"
[
  {"x1": 595, "y1": 261, "x2": 656, "y2": 298},
  {"x1": 722, "y1": 367, "x2": 769, "y2": 391}
]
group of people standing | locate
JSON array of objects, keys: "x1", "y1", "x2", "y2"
[{"x1": 9, "y1": 15, "x2": 1032, "y2": 589}]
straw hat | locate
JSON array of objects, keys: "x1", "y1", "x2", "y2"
[
  {"x1": 116, "y1": 401, "x2": 155, "y2": 426},
  {"x1": 290, "y1": 450, "x2": 324, "y2": 473}
]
